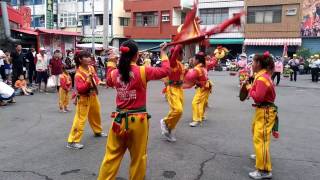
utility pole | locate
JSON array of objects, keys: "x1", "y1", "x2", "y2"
[
  {"x1": 103, "y1": 0, "x2": 109, "y2": 49},
  {"x1": 91, "y1": 0, "x2": 95, "y2": 56}
]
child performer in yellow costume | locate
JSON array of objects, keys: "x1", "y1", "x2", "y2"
[
  {"x1": 59, "y1": 67, "x2": 72, "y2": 112},
  {"x1": 184, "y1": 52, "x2": 213, "y2": 127},
  {"x1": 160, "y1": 45, "x2": 184, "y2": 142},
  {"x1": 97, "y1": 40, "x2": 171, "y2": 180},
  {"x1": 246, "y1": 52, "x2": 278, "y2": 179},
  {"x1": 66, "y1": 51, "x2": 107, "y2": 150}
]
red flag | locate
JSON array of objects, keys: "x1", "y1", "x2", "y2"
[
  {"x1": 173, "y1": 0, "x2": 202, "y2": 42},
  {"x1": 283, "y1": 43, "x2": 288, "y2": 57}
]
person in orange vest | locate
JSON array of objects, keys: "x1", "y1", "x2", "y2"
[
  {"x1": 97, "y1": 40, "x2": 171, "y2": 180},
  {"x1": 160, "y1": 45, "x2": 184, "y2": 142},
  {"x1": 59, "y1": 67, "x2": 72, "y2": 112},
  {"x1": 66, "y1": 51, "x2": 107, "y2": 150},
  {"x1": 246, "y1": 52, "x2": 278, "y2": 179},
  {"x1": 184, "y1": 52, "x2": 213, "y2": 127}
]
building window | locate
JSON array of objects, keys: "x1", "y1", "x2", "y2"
[
  {"x1": 200, "y1": 8, "x2": 229, "y2": 25},
  {"x1": 60, "y1": 13, "x2": 77, "y2": 27},
  {"x1": 161, "y1": 11, "x2": 170, "y2": 22},
  {"x1": 60, "y1": 0, "x2": 76, "y2": 2},
  {"x1": 96, "y1": 14, "x2": 103, "y2": 26},
  {"x1": 120, "y1": 17, "x2": 130, "y2": 26},
  {"x1": 247, "y1": 6, "x2": 282, "y2": 24},
  {"x1": 32, "y1": 15, "x2": 45, "y2": 27},
  {"x1": 135, "y1": 12, "x2": 158, "y2": 27},
  {"x1": 12, "y1": 0, "x2": 43, "y2": 5},
  {"x1": 109, "y1": 14, "x2": 112, "y2": 25}
]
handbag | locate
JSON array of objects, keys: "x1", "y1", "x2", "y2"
[{"x1": 47, "y1": 75, "x2": 56, "y2": 88}]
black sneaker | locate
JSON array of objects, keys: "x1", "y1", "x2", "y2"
[
  {"x1": 66, "y1": 142, "x2": 84, "y2": 149},
  {"x1": 94, "y1": 132, "x2": 108, "y2": 137}
]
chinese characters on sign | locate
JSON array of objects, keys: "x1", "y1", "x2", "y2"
[{"x1": 46, "y1": 0, "x2": 54, "y2": 29}]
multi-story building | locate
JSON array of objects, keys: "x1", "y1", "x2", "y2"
[
  {"x1": 199, "y1": 0, "x2": 245, "y2": 56},
  {"x1": 10, "y1": 0, "x2": 58, "y2": 28},
  {"x1": 123, "y1": 0, "x2": 191, "y2": 50},
  {"x1": 9, "y1": 0, "x2": 128, "y2": 47},
  {"x1": 244, "y1": 0, "x2": 302, "y2": 56}
]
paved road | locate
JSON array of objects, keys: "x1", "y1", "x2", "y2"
[{"x1": 0, "y1": 72, "x2": 320, "y2": 180}]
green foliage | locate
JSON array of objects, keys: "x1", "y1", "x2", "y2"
[{"x1": 296, "y1": 48, "x2": 311, "y2": 59}]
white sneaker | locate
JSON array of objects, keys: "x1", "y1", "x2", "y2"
[
  {"x1": 66, "y1": 142, "x2": 84, "y2": 149},
  {"x1": 249, "y1": 170, "x2": 272, "y2": 179},
  {"x1": 189, "y1": 121, "x2": 201, "y2": 127},
  {"x1": 160, "y1": 119, "x2": 169, "y2": 136},
  {"x1": 250, "y1": 154, "x2": 256, "y2": 160},
  {"x1": 165, "y1": 131, "x2": 176, "y2": 142}
]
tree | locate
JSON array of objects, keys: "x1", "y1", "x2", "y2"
[{"x1": 296, "y1": 48, "x2": 311, "y2": 59}]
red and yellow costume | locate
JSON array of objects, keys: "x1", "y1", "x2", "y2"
[
  {"x1": 249, "y1": 69, "x2": 277, "y2": 172},
  {"x1": 98, "y1": 57, "x2": 170, "y2": 180},
  {"x1": 185, "y1": 64, "x2": 212, "y2": 123},
  {"x1": 59, "y1": 73, "x2": 72, "y2": 110},
  {"x1": 163, "y1": 45, "x2": 185, "y2": 130},
  {"x1": 67, "y1": 65, "x2": 103, "y2": 143}
]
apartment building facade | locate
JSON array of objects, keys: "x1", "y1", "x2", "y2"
[
  {"x1": 244, "y1": 0, "x2": 303, "y2": 56},
  {"x1": 199, "y1": 0, "x2": 245, "y2": 55},
  {"x1": 10, "y1": 0, "x2": 129, "y2": 47},
  {"x1": 123, "y1": 0, "x2": 190, "y2": 50}
]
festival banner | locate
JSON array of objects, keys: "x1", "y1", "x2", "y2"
[{"x1": 301, "y1": 0, "x2": 320, "y2": 37}]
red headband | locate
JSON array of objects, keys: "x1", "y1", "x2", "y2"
[{"x1": 120, "y1": 46, "x2": 130, "y2": 53}]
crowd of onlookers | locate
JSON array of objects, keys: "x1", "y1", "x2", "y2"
[{"x1": 0, "y1": 44, "x2": 97, "y2": 106}]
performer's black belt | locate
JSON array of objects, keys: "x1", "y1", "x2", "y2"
[
  {"x1": 252, "y1": 102, "x2": 276, "y2": 108},
  {"x1": 168, "y1": 80, "x2": 183, "y2": 86},
  {"x1": 114, "y1": 106, "x2": 151, "y2": 130}
]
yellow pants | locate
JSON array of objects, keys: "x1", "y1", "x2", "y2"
[
  {"x1": 252, "y1": 107, "x2": 276, "y2": 172},
  {"x1": 98, "y1": 113, "x2": 149, "y2": 180},
  {"x1": 164, "y1": 86, "x2": 184, "y2": 130},
  {"x1": 192, "y1": 87, "x2": 211, "y2": 122},
  {"x1": 59, "y1": 88, "x2": 70, "y2": 109},
  {"x1": 67, "y1": 95, "x2": 103, "y2": 143}
]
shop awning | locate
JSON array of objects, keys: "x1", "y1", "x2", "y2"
[
  {"x1": 81, "y1": 37, "x2": 104, "y2": 43},
  {"x1": 209, "y1": 38, "x2": 244, "y2": 44},
  {"x1": 12, "y1": 28, "x2": 39, "y2": 36},
  {"x1": 244, "y1": 38, "x2": 302, "y2": 46},
  {"x1": 36, "y1": 28, "x2": 80, "y2": 36},
  {"x1": 134, "y1": 39, "x2": 171, "y2": 43}
]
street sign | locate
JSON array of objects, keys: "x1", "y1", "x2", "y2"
[{"x1": 46, "y1": 0, "x2": 54, "y2": 29}]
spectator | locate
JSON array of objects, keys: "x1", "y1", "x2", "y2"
[
  {"x1": 14, "y1": 74, "x2": 33, "y2": 95},
  {"x1": 35, "y1": 48, "x2": 49, "y2": 92},
  {"x1": 310, "y1": 54, "x2": 320, "y2": 82},
  {"x1": 64, "y1": 50, "x2": 76, "y2": 88},
  {"x1": 0, "y1": 81, "x2": 16, "y2": 106},
  {"x1": 96, "y1": 56, "x2": 105, "y2": 81},
  {"x1": 10, "y1": 44, "x2": 26, "y2": 86},
  {"x1": 3, "y1": 50, "x2": 11, "y2": 84},
  {"x1": 49, "y1": 50, "x2": 64, "y2": 91},
  {"x1": 272, "y1": 57, "x2": 283, "y2": 86},
  {"x1": 26, "y1": 48, "x2": 36, "y2": 86},
  {"x1": 0, "y1": 50, "x2": 6, "y2": 82},
  {"x1": 288, "y1": 54, "x2": 300, "y2": 82}
]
